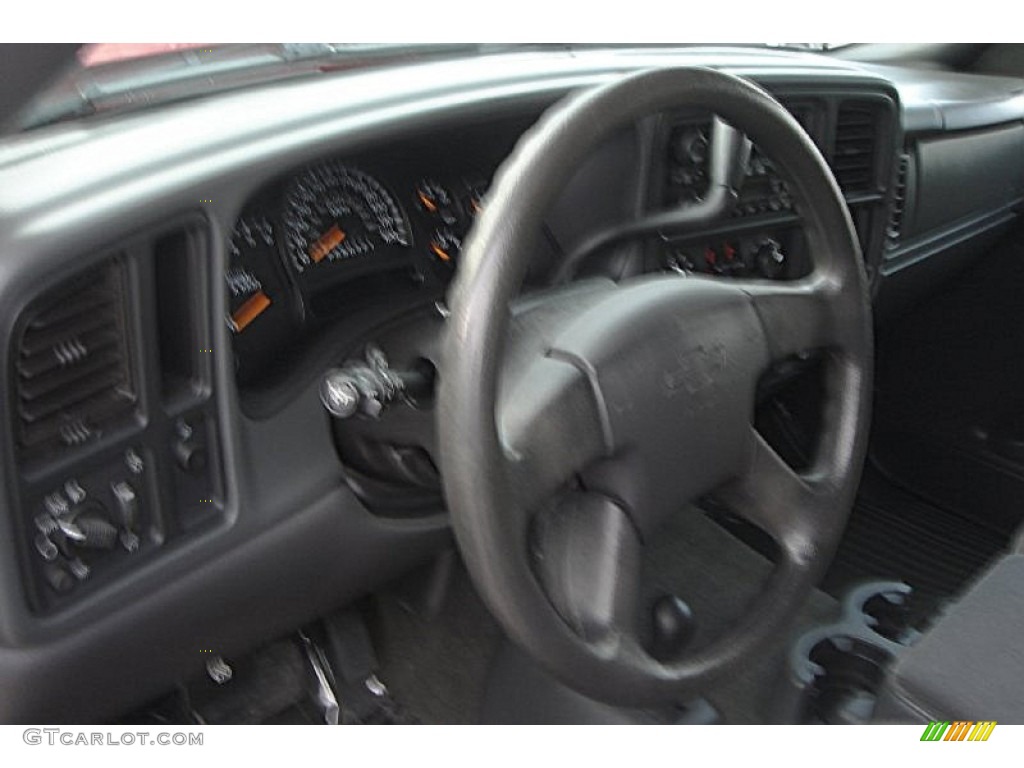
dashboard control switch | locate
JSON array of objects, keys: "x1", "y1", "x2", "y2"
[
  {"x1": 34, "y1": 533, "x2": 59, "y2": 562},
  {"x1": 44, "y1": 563, "x2": 75, "y2": 594},
  {"x1": 120, "y1": 530, "x2": 141, "y2": 553},
  {"x1": 75, "y1": 513, "x2": 118, "y2": 550},
  {"x1": 125, "y1": 448, "x2": 145, "y2": 474},
  {"x1": 64, "y1": 479, "x2": 87, "y2": 505},
  {"x1": 67, "y1": 558, "x2": 90, "y2": 581},
  {"x1": 44, "y1": 492, "x2": 69, "y2": 518},
  {"x1": 173, "y1": 420, "x2": 207, "y2": 473},
  {"x1": 174, "y1": 438, "x2": 207, "y2": 474},
  {"x1": 34, "y1": 512, "x2": 58, "y2": 536},
  {"x1": 55, "y1": 516, "x2": 87, "y2": 543},
  {"x1": 110, "y1": 481, "x2": 139, "y2": 531}
]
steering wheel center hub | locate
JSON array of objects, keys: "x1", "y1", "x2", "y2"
[{"x1": 548, "y1": 277, "x2": 768, "y2": 534}]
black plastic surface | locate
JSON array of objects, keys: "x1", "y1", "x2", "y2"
[
  {"x1": 908, "y1": 123, "x2": 1024, "y2": 238},
  {"x1": 859, "y1": 62, "x2": 1024, "y2": 134}
]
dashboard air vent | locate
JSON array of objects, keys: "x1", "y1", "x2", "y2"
[
  {"x1": 833, "y1": 102, "x2": 880, "y2": 194},
  {"x1": 14, "y1": 260, "x2": 136, "y2": 462},
  {"x1": 885, "y1": 152, "x2": 911, "y2": 252}
]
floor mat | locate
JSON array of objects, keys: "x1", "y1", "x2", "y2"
[
  {"x1": 644, "y1": 506, "x2": 839, "y2": 724},
  {"x1": 371, "y1": 510, "x2": 838, "y2": 724},
  {"x1": 370, "y1": 558, "x2": 504, "y2": 725},
  {"x1": 823, "y1": 468, "x2": 1011, "y2": 605}
]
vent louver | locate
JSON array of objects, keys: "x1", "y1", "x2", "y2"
[
  {"x1": 14, "y1": 261, "x2": 136, "y2": 462},
  {"x1": 833, "y1": 102, "x2": 879, "y2": 194},
  {"x1": 886, "y1": 153, "x2": 911, "y2": 252}
]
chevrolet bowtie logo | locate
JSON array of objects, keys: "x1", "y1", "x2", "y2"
[{"x1": 662, "y1": 342, "x2": 727, "y2": 395}]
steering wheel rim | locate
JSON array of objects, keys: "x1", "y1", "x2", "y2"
[{"x1": 438, "y1": 67, "x2": 873, "y2": 707}]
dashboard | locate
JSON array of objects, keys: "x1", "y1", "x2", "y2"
[
  {"x1": 222, "y1": 90, "x2": 891, "y2": 395},
  {"x1": 0, "y1": 46, "x2": 1022, "y2": 722}
]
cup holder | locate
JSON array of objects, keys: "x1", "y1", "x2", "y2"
[
  {"x1": 773, "y1": 580, "x2": 922, "y2": 724},
  {"x1": 844, "y1": 581, "x2": 927, "y2": 647},
  {"x1": 801, "y1": 634, "x2": 893, "y2": 724},
  {"x1": 862, "y1": 593, "x2": 920, "y2": 645}
]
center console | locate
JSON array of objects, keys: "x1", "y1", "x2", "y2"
[{"x1": 649, "y1": 91, "x2": 899, "y2": 287}]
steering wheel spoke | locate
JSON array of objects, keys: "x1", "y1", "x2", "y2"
[
  {"x1": 499, "y1": 353, "x2": 610, "y2": 513},
  {"x1": 733, "y1": 277, "x2": 839, "y2": 362},
  {"x1": 715, "y1": 428, "x2": 829, "y2": 562},
  {"x1": 532, "y1": 493, "x2": 642, "y2": 645}
]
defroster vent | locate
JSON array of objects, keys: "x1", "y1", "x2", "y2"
[{"x1": 14, "y1": 260, "x2": 136, "y2": 463}]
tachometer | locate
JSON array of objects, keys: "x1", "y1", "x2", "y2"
[{"x1": 282, "y1": 164, "x2": 410, "y2": 274}]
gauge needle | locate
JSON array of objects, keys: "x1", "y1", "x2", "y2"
[
  {"x1": 309, "y1": 224, "x2": 346, "y2": 263},
  {"x1": 418, "y1": 191, "x2": 438, "y2": 213},
  {"x1": 430, "y1": 243, "x2": 451, "y2": 262},
  {"x1": 230, "y1": 291, "x2": 271, "y2": 333}
]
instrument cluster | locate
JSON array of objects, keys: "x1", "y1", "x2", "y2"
[{"x1": 225, "y1": 157, "x2": 492, "y2": 385}]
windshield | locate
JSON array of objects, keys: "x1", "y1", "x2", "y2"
[{"x1": 14, "y1": 43, "x2": 848, "y2": 133}]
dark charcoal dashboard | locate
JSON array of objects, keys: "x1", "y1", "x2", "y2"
[
  {"x1": 0, "y1": 46, "x2": 1022, "y2": 722},
  {"x1": 224, "y1": 89, "x2": 899, "y2": 395}
]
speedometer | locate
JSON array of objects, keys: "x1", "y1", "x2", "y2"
[{"x1": 282, "y1": 163, "x2": 410, "y2": 274}]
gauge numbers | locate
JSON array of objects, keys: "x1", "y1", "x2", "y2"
[
  {"x1": 227, "y1": 214, "x2": 276, "y2": 333},
  {"x1": 283, "y1": 164, "x2": 409, "y2": 274}
]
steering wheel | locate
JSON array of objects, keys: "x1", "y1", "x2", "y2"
[{"x1": 437, "y1": 67, "x2": 872, "y2": 707}]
